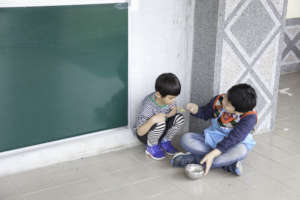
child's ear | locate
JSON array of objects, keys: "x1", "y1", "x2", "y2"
[{"x1": 155, "y1": 92, "x2": 162, "y2": 98}]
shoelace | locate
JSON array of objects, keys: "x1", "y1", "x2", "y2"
[
  {"x1": 179, "y1": 154, "x2": 195, "y2": 166},
  {"x1": 223, "y1": 164, "x2": 235, "y2": 173},
  {"x1": 151, "y1": 145, "x2": 163, "y2": 153}
]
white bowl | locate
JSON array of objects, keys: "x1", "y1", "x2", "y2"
[{"x1": 184, "y1": 164, "x2": 204, "y2": 180}]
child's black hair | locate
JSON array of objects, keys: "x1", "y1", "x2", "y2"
[
  {"x1": 155, "y1": 73, "x2": 181, "y2": 97},
  {"x1": 227, "y1": 83, "x2": 257, "y2": 113}
]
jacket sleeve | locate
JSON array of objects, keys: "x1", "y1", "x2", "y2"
[
  {"x1": 216, "y1": 114, "x2": 257, "y2": 153},
  {"x1": 191, "y1": 96, "x2": 218, "y2": 121}
]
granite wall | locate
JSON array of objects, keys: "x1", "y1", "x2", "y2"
[
  {"x1": 281, "y1": 18, "x2": 300, "y2": 74},
  {"x1": 191, "y1": 0, "x2": 288, "y2": 134}
]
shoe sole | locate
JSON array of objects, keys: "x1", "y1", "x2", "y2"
[
  {"x1": 145, "y1": 150, "x2": 165, "y2": 160},
  {"x1": 172, "y1": 152, "x2": 192, "y2": 160},
  {"x1": 160, "y1": 145, "x2": 177, "y2": 156},
  {"x1": 165, "y1": 151, "x2": 177, "y2": 156},
  {"x1": 235, "y1": 161, "x2": 243, "y2": 176},
  {"x1": 170, "y1": 152, "x2": 192, "y2": 166}
]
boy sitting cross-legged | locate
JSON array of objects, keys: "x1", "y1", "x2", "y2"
[{"x1": 171, "y1": 84, "x2": 257, "y2": 176}]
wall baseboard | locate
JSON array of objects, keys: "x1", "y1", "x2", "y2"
[
  {"x1": 0, "y1": 0, "x2": 128, "y2": 8},
  {"x1": 0, "y1": 127, "x2": 139, "y2": 177}
]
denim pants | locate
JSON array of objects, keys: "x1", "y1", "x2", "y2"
[{"x1": 180, "y1": 132, "x2": 248, "y2": 168}]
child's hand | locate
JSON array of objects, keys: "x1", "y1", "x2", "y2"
[
  {"x1": 151, "y1": 113, "x2": 166, "y2": 124},
  {"x1": 200, "y1": 149, "x2": 221, "y2": 176},
  {"x1": 177, "y1": 106, "x2": 186, "y2": 113},
  {"x1": 186, "y1": 103, "x2": 199, "y2": 114},
  {"x1": 166, "y1": 106, "x2": 177, "y2": 118}
]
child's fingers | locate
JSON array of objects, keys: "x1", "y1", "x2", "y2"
[
  {"x1": 200, "y1": 156, "x2": 206, "y2": 165},
  {"x1": 186, "y1": 103, "x2": 192, "y2": 109},
  {"x1": 186, "y1": 103, "x2": 198, "y2": 113},
  {"x1": 177, "y1": 106, "x2": 185, "y2": 113},
  {"x1": 186, "y1": 103, "x2": 189, "y2": 107},
  {"x1": 200, "y1": 158, "x2": 209, "y2": 175},
  {"x1": 200, "y1": 158, "x2": 209, "y2": 174},
  {"x1": 204, "y1": 165, "x2": 211, "y2": 176},
  {"x1": 186, "y1": 104, "x2": 193, "y2": 112}
]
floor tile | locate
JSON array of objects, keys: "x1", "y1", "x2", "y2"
[{"x1": 2, "y1": 72, "x2": 300, "y2": 200}]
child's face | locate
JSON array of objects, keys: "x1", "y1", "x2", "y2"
[
  {"x1": 161, "y1": 95, "x2": 177, "y2": 105},
  {"x1": 222, "y1": 94, "x2": 236, "y2": 113}
]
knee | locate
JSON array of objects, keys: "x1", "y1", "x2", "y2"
[
  {"x1": 174, "y1": 113, "x2": 184, "y2": 126},
  {"x1": 180, "y1": 132, "x2": 209, "y2": 154},
  {"x1": 240, "y1": 145, "x2": 248, "y2": 159},
  {"x1": 155, "y1": 122, "x2": 166, "y2": 129},
  {"x1": 175, "y1": 113, "x2": 184, "y2": 119},
  {"x1": 175, "y1": 113, "x2": 184, "y2": 118},
  {"x1": 180, "y1": 132, "x2": 193, "y2": 146},
  {"x1": 236, "y1": 144, "x2": 248, "y2": 159}
]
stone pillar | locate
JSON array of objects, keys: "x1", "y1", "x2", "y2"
[
  {"x1": 281, "y1": 18, "x2": 300, "y2": 74},
  {"x1": 190, "y1": 0, "x2": 288, "y2": 133}
]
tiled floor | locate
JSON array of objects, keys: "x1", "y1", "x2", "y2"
[{"x1": 1, "y1": 72, "x2": 300, "y2": 200}]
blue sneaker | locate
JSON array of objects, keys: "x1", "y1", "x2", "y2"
[
  {"x1": 145, "y1": 144, "x2": 165, "y2": 160},
  {"x1": 160, "y1": 141, "x2": 178, "y2": 155},
  {"x1": 222, "y1": 161, "x2": 243, "y2": 176},
  {"x1": 170, "y1": 152, "x2": 197, "y2": 167}
]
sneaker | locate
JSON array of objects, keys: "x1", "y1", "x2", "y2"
[
  {"x1": 222, "y1": 161, "x2": 243, "y2": 176},
  {"x1": 170, "y1": 152, "x2": 197, "y2": 167},
  {"x1": 145, "y1": 144, "x2": 166, "y2": 160},
  {"x1": 160, "y1": 141, "x2": 178, "y2": 155}
]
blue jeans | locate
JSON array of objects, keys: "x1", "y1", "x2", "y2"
[{"x1": 180, "y1": 132, "x2": 248, "y2": 168}]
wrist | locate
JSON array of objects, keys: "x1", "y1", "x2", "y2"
[
  {"x1": 149, "y1": 117, "x2": 156, "y2": 125},
  {"x1": 211, "y1": 149, "x2": 222, "y2": 156},
  {"x1": 194, "y1": 107, "x2": 199, "y2": 114}
]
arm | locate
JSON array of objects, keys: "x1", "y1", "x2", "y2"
[
  {"x1": 189, "y1": 96, "x2": 218, "y2": 120},
  {"x1": 200, "y1": 149, "x2": 222, "y2": 175},
  {"x1": 137, "y1": 113, "x2": 166, "y2": 136},
  {"x1": 200, "y1": 114, "x2": 256, "y2": 175},
  {"x1": 137, "y1": 118, "x2": 156, "y2": 136},
  {"x1": 216, "y1": 114, "x2": 257, "y2": 153},
  {"x1": 135, "y1": 102, "x2": 154, "y2": 136},
  {"x1": 166, "y1": 106, "x2": 177, "y2": 118}
]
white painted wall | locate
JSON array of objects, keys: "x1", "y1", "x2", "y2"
[
  {"x1": 0, "y1": 0, "x2": 127, "y2": 7},
  {"x1": 129, "y1": 0, "x2": 194, "y2": 130},
  {"x1": 286, "y1": 0, "x2": 300, "y2": 18},
  {"x1": 0, "y1": 0, "x2": 195, "y2": 176}
]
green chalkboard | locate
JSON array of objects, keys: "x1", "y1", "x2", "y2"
[{"x1": 0, "y1": 4, "x2": 128, "y2": 152}]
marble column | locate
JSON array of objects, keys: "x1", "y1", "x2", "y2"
[
  {"x1": 281, "y1": 18, "x2": 300, "y2": 74},
  {"x1": 190, "y1": 0, "x2": 288, "y2": 134}
]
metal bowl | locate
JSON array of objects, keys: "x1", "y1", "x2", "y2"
[{"x1": 184, "y1": 164, "x2": 204, "y2": 180}]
